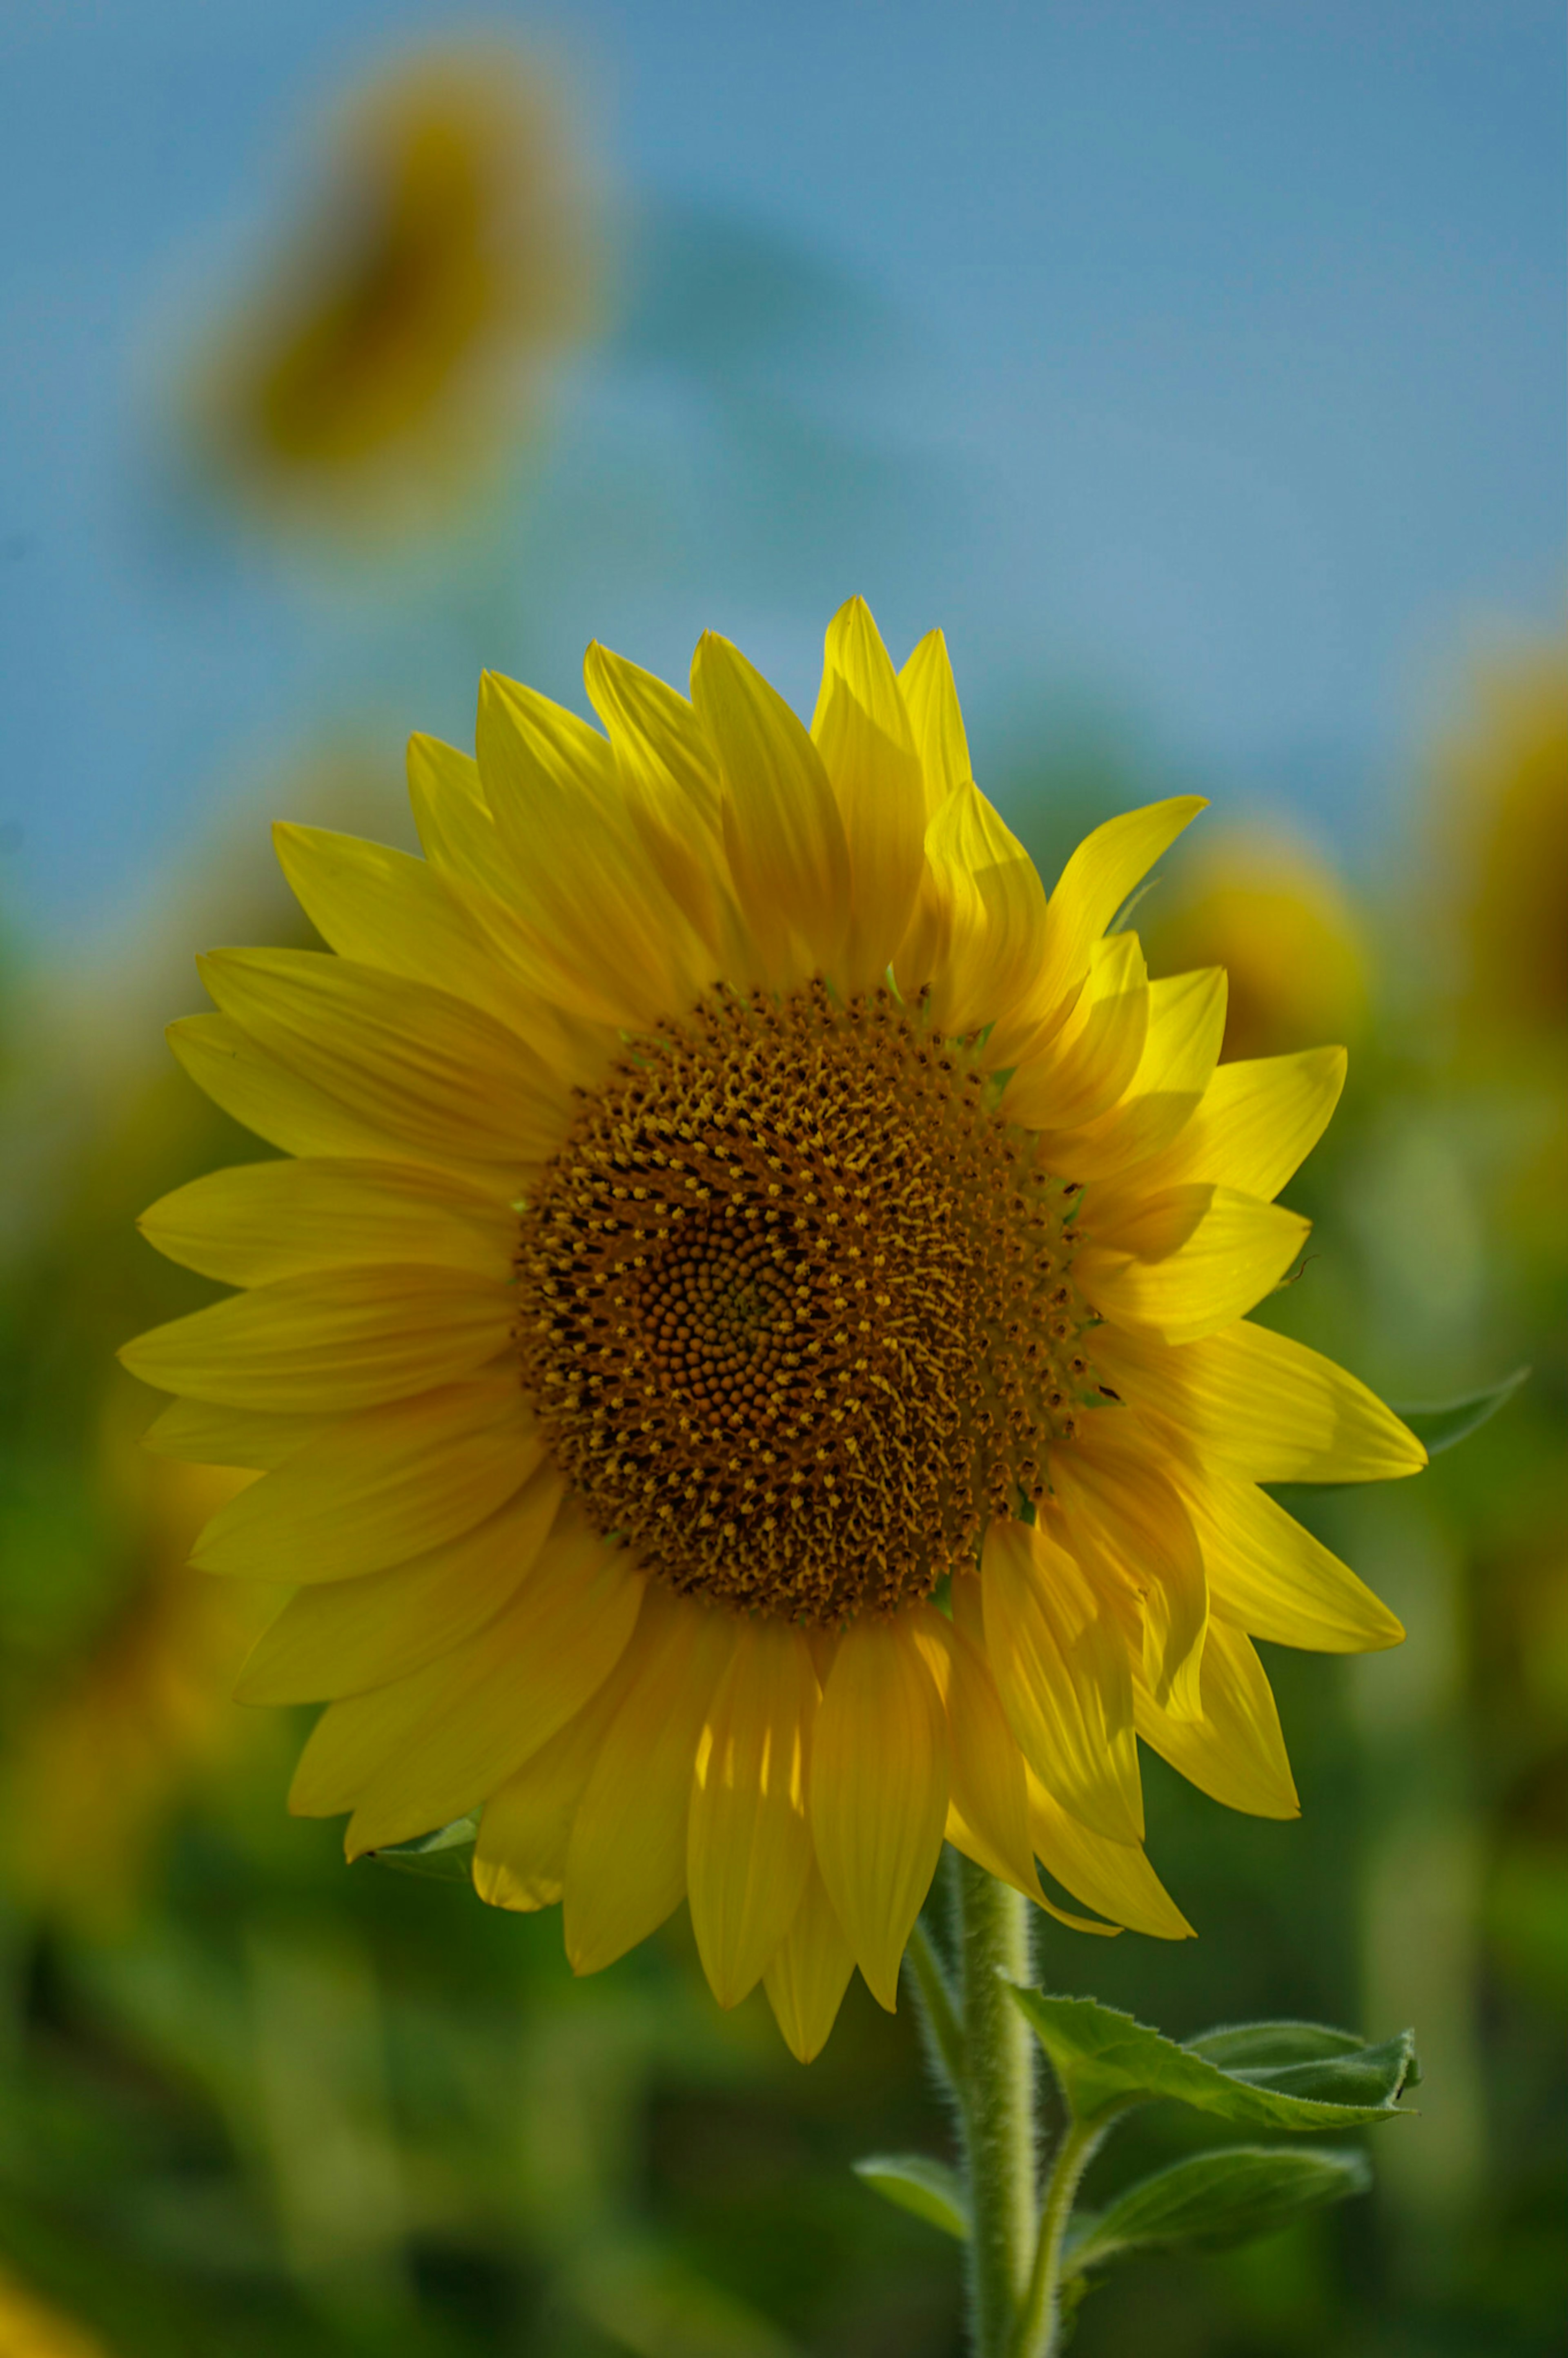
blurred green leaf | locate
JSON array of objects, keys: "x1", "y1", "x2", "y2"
[
  {"x1": 1008, "y1": 1992, "x2": 1417, "y2": 2127},
  {"x1": 852, "y1": 2153, "x2": 971, "y2": 2240},
  {"x1": 1392, "y1": 1366, "x2": 1529, "y2": 1455},
  {"x1": 362, "y1": 1814, "x2": 478, "y2": 1882},
  {"x1": 1068, "y1": 2144, "x2": 1372, "y2": 2269}
]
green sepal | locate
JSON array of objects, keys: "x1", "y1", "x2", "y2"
[
  {"x1": 851, "y1": 2153, "x2": 971, "y2": 2241},
  {"x1": 1007, "y1": 1992, "x2": 1417, "y2": 2127},
  {"x1": 362, "y1": 1814, "x2": 479, "y2": 1882},
  {"x1": 1067, "y1": 2143, "x2": 1372, "y2": 2269},
  {"x1": 1391, "y1": 1366, "x2": 1529, "y2": 1456}
]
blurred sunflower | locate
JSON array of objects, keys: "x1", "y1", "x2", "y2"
[
  {"x1": 1434, "y1": 647, "x2": 1568, "y2": 1049},
  {"x1": 0, "y1": 2265, "x2": 109, "y2": 2358},
  {"x1": 0, "y1": 1420, "x2": 266, "y2": 1931},
  {"x1": 125, "y1": 601, "x2": 1421, "y2": 2059},
  {"x1": 1142, "y1": 825, "x2": 1370, "y2": 1064},
  {"x1": 188, "y1": 43, "x2": 601, "y2": 538}
]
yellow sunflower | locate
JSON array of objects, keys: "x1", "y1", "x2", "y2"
[{"x1": 123, "y1": 601, "x2": 1422, "y2": 2060}]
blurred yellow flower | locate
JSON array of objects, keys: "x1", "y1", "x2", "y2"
[
  {"x1": 0, "y1": 1413, "x2": 267, "y2": 1931},
  {"x1": 0, "y1": 2264, "x2": 110, "y2": 2358},
  {"x1": 1142, "y1": 826, "x2": 1370, "y2": 1064},
  {"x1": 189, "y1": 43, "x2": 601, "y2": 536},
  {"x1": 125, "y1": 600, "x2": 1421, "y2": 2059},
  {"x1": 1434, "y1": 648, "x2": 1568, "y2": 1047}
]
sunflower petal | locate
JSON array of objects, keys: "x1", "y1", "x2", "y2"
[
  {"x1": 763, "y1": 1865, "x2": 858, "y2": 2063},
  {"x1": 1024, "y1": 1765, "x2": 1194, "y2": 1939},
  {"x1": 692, "y1": 630, "x2": 852, "y2": 988},
  {"x1": 138, "y1": 1157, "x2": 515, "y2": 1287},
  {"x1": 472, "y1": 1654, "x2": 644, "y2": 1915},
  {"x1": 235, "y1": 1464, "x2": 565, "y2": 1703},
  {"x1": 978, "y1": 1516, "x2": 1143, "y2": 1841},
  {"x1": 121, "y1": 1265, "x2": 512, "y2": 1414},
  {"x1": 1037, "y1": 967, "x2": 1228, "y2": 1180},
  {"x1": 1052, "y1": 1439, "x2": 1209, "y2": 1721},
  {"x1": 1005, "y1": 933, "x2": 1149, "y2": 1132},
  {"x1": 1093, "y1": 1321, "x2": 1428, "y2": 1484},
  {"x1": 191, "y1": 1375, "x2": 537, "y2": 1580},
  {"x1": 295, "y1": 1505, "x2": 644, "y2": 1852},
  {"x1": 812, "y1": 600, "x2": 926, "y2": 989},
  {"x1": 1027, "y1": 798, "x2": 1207, "y2": 1040},
  {"x1": 168, "y1": 1014, "x2": 412, "y2": 1163},
  {"x1": 810, "y1": 1617, "x2": 949, "y2": 2010},
  {"x1": 897, "y1": 629, "x2": 972, "y2": 820},
  {"x1": 565, "y1": 1590, "x2": 735, "y2": 1975},
  {"x1": 199, "y1": 949, "x2": 567, "y2": 1173},
  {"x1": 1076, "y1": 1187, "x2": 1310, "y2": 1344},
  {"x1": 1180, "y1": 1471, "x2": 1404, "y2": 1652},
  {"x1": 1134, "y1": 1620, "x2": 1299, "y2": 1819},
  {"x1": 687, "y1": 1617, "x2": 818, "y2": 2008},
  {"x1": 142, "y1": 1396, "x2": 326, "y2": 1471},
  {"x1": 1105, "y1": 1045, "x2": 1348, "y2": 1209}
]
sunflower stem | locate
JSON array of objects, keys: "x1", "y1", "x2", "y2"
[
  {"x1": 907, "y1": 1917, "x2": 967, "y2": 2094},
  {"x1": 1009, "y1": 2111, "x2": 1113, "y2": 2358},
  {"x1": 953, "y1": 1857, "x2": 1037, "y2": 2356}
]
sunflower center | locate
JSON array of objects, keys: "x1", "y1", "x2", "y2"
[{"x1": 514, "y1": 981, "x2": 1099, "y2": 1622}]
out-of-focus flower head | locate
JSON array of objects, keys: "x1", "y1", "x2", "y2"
[
  {"x1": 1141, "y1": 825, "x2": 1370, "y2": 1064},
  {"x1": 187, "y1": 42, "x2": 602, "y2": 541},
  {"x1": 1431, "y1": 646, "x2": 1568, "y2": 1051},
  {"x1": 0, "y1": 1407, "x2": 270, "y2": 1934}
]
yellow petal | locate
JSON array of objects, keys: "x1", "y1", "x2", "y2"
[
  {"x1": 1024, "y1": 1765, "x2": 1194, "y2": 1939},
  {"x1": 294, "y1": 1504, "x2": 644, "y2": 1852},
  {"x1": 584, "y1": 640, "x2": 722, "y2": 827},
  {"x1": 191, "y1": 1375, "x2": 537, "y2": 1580},
  {"x1": 1076, "y1": 1187, "x2": 1310, "y2": 1345},
  {"x1": 902, "y1": 783, "x2": 1050, "y2": 1037},
  {"x1": 271, "y1": 823, "x2": 541, "y2": 1034},
  {"x1": 897, "y1": 629, "x2": 972, "y2": 821},
  {"x1": 763, "y1": 1864, "x2": 858, "y2": 2063},
  {"x1": 978, "y1": 1516, "x2": 1142, "y2": 1841},
  {"x1": 1004, "y1": 932, "x2": 1149, "y2": 1132},
  {"x1": 476, "y1": 673, "x2": 713, "y2": 1026},
  {"x1": 1027, "y1": 798, "x2": 1207, "y2": 1041},
  {"x1": 121, "y1": 1265, "x2": 513, "y2": 1414},
  {"x1": 1037, "y1": 966, "x2": 1227, "y2": 1180},
  {"x1": 1051, "y1": 1438, "x2": 1209, "y2": 1721},
  {"x1": 1103, "y1": 1045, "x2": 1347, "y2": 1209},
  {"x1": 473, "y1": 1653, "x2": 643, "y2": 1915},
  {"x1": 1180, "y1": 1470, "x2": 1404, "y2": 1653},
  {"x1": 198, "y1": 949, "x2": 568, "y2": 1173},
  {"x1": 1092, "y1": 1320, "x2": 1428, "y2": 1484},
  {"x1": 1134, "y1": 1620, "x2": 1299, "y2": 1819},
  {"x1": 809, "y1": 1616, "x2": 949, "y2": 2011},
  {"x1": 811, "y1": 600, "x2": 926, "y2": 990},
  {"x1": 407, "y1": 733, "x2": 623, "y2": 1055},
  {"x1": 236, "y1": 1463, "x2": 565, "y2": 1703},
  {"x1": 138, "y1": 1157, "x2": 515, "y2": 1287},
  {"x1": 168, "y1": 1014, "x2": 418, "y2": 1163},
  {"x1": 687, "y1": 1616, "x2": 818, "y2": 2009},
  {"x1": 920, "y1": 1598, "x2": 1109, "y2": 1933},
  {"x1": 564, "y1": 1589, "x2": 735, "y2": 1975},
  {"x1": 143, "y1": 1395, "x2": 326, "y2": 1471},
  {"x1": 691, "y1": 630, "x2": 852, "y2": 988}
]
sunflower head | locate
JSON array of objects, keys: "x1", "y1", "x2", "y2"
[
  {"x1": 124, "y1": 600, "x2": 1423, "y2": 2057},
  {"x1": 188, "y1": 42, "x2": 600, "y2": 535}
]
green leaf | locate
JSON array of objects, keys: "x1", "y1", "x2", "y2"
[
  {"x1": 852, "y1": 2153, "x2": 971, "y2": 2241},
  {"x1": 1069, "y1": 2144, "x2": 1372, "y2": 2269},
  {"x1": 1008, "y1": 1992, "x2": 1417, "y2": 2128},
  {"x1": 1392, "y1": 1366, "x2": 1529, "y2": 1456},
  {"x1": 362, "y1": 1814, "x2": 479, "y2": 1883}
]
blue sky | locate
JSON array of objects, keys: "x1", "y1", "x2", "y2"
[{"x1": 1, "y1": 0, "x2": 1562, "y2": 938}]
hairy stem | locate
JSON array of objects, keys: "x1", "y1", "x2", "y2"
[
  {"x1": 1010, "y1": 2112, "x2": 1112, "y2": 2358},
  {"x1": 953, "y1": 1859, "x2": 1037, "y2": 2356}
]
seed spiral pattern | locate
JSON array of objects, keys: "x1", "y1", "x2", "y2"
[{"x1": 514, "y1": 981, "x2": 1102, "y2": 1621}]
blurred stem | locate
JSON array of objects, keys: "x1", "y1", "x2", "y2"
[
  {"x1": 953, "y1": 1857, "x2": 1037, "y2": 2358},
  {"x1": 907, "y1": 1917, "x2": 965, "y2": 2091}
]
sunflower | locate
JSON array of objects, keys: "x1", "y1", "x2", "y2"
[
  {"x1": 123, "y1": 602, "x2": 1423, "y2": 2059},
  {"x1": 188, "y1": 43, "x2": 599, "y2": 535}
]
